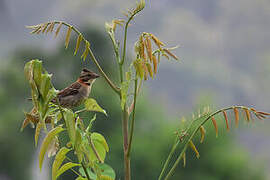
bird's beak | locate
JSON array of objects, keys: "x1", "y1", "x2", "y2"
[{"x1": 93, "y1": 73, "x2": 100, "y2": 79}]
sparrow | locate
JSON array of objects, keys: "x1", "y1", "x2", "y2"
[{"x1": 51, "y1": 68, "x2": 100, "y2": 108}]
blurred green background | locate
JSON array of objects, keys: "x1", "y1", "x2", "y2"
[{"x1": 1, "y1": 0, "x2": 270, "y2": 180}]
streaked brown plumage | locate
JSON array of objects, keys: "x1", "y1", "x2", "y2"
[{"x1": 51, "y1": 68, "x2": 99, "y2": 108}]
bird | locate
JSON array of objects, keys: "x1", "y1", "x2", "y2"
[{"x1": 51, "y1": 68, "x2": 100, "y2": 108}]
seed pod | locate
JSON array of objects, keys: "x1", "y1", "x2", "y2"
[
  {"x1": 163, "y1": 48, "x2": 179, "y2": 60},
  {"x1": 55, "y1": 22, "x2": 62, "y2": 38},
  {"x1": 81, "y1": 41, "x2": 90, "y2": 61},
  {"x1": 222, "y1": 111, "x2": 229, "y2": 131},
  {"x1": 30, "y1": 26, "x2": 42, "y2": 34},
  {"x1": 74, "y1": 34, "x2": 82, "y2": 56},
  {"x1": 244, "y1": 108, "x2": 251, "y2": 123},
  {"x1": 150, "y1": 34, "x2": 165, "y2": 49},
  {"x1": 42, "y1": 23, "x2": 49, "y2": 33},
  {"x1": 189, "y1": 140, "x2": 200, "y2": 159},
  {"x1": 183, "y1": 152, "x2": 186, "y2": 167},
  {"x1": 146, "y1": 63, "x2": 153, "y2": 78},
  {"x1": 162, "y1": 53, "x2": 170, "y2": 60},
  {"x1": 256, "y1": 111, "x2": 270, "y2": 116},
  {"x1": 139, "y1": 35, "x2": 146, "y2": 60},
  {"x1": 65, "y1": 26, "x2": 72, "y2": 49},
  {"x1": 199, "y1": 126, "x2": 206, "y2": 143},
  {"x1": 145, "y1": 36, "x2": 153, "y2": 62},
  {"x1": 211, "y1": 116, "x2": 218, "y2": 138},
  {"x1": 47, "y1": 22, "x2": 55, "y2": 33},
  {"x1": 234, "y1": 107, "x2": 239, "y2": 127},
  {"x1": 152, "y1": 55, "x2": 158, "y2": 74}
]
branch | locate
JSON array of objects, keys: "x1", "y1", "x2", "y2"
[
  {"x1": 127, "y1": 78, "x2": 138, "y2": 157},
  {"x1": 27, "y1": 21, "x2": 120, "y2": 95},
  {"x1": 162, "y1": 105, "x2": 269, "y2": 180}
]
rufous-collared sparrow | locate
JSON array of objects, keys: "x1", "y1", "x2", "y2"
[{"x1": 51, "y1": 68, "x2": 100, "y2": 108}]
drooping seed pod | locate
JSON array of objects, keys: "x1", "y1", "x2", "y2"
[
  {"x1": 139, "y1": 35, "x2": 146, "y2": 60},
  {"x1": 199, "y1": 126, "x2": 206, "y2": 143},
  {"x1": 222, "y1": 111, "x2": 229, "y2": 131},
  {"x1": 145, "y1": 36, "x2": 153, "y2": 62},
  {"x1": 189, "y1": 140, "x2": 200, "y2": 159},
  {"x1": 183, "y1": 152, "x2": 186, "y2": 167},
  {"x1": 81, "y1": 41, "x2": 90, "y2": 61},
  {"x1": 42, "y1": 23, "x2": 49, "y2": 33},
  {"x1": 244, "y1": 108, "x2": 251, "y2": 123},
  {"x1": 163, "y1": 48, "x2": 179, "y2": 60},
  {"x1": 146, "y1": 63, "x2": 153, "y2": 78},
  {"x1": 152, "y1": 55, "x2": 158, "y2": 74},
  {"x1": 30, "y1": 25, "x2": 42, "y2": 34},
  {"x1": 234, "y1": 107, "x2": 239, "y2": 127},
  {"x1": 47, "y1": 22, "x2": 55, "y2": 33},
  {"x1": 211, "y1": 116, "x2": 218, "y2": 138},
  {"x1": 150, "y1": 34, "x2": 165, "y2": 49},
  {"x1": 65, "y1": 26, "x2": 72, "y2": 49},
  {"x1": 55, "y1": 22, "x2": 63, "y2": 38},
  {"x1": 143, "y1": 62, "x2": 149, "y2": 80},
  {"x1": 74, "y1": 34, "x2": 82, "y2": 56}
]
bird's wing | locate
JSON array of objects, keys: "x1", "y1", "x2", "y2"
[{"x1": 57, "y1": 82, "x2": 81, "y2": 98}]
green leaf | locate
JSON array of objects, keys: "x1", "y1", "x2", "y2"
[
  {"x1": 79, "y1": 167, "x2": 96, "y2": 180},
  {"x1": 74, "y1": 120, "x2": 83, "y2": 163},
  {"x1": 40, "y1": 73, "x2": 52, "y2": 99},
  {"x1": 35, "y1": 122, "x2": 42, "y2": 147},
  {"x1": 85, "y1": 114, "x2": 97, "y2": 134},
  {"x1": 63, "y1": 109, "x2": 76, "y2": 146},
  {"x1": 89, "y1": 140, "x2": 106, "y2": 163},
  {"x1": 97, "y1": 163, "x2": 115, "y2": 180},
  {"x1": 52, "y1": 147, "x2": 71, "y2": 180},
  {"x1": 84, "y1": 98, "x2": 107, "y2": 116},
  {"x1": 33, "y1": 60, "x2": 43, "y2": 88},
  {"x1": 76, "y1": 176, "x2": 87, "y2": 180},
  {"x1": 91, "y1": 133, "x2": 109, "y2": 152},
  {"x1": 24, "y1": 60, "x2": 39, "y2": 107},
  {"x1": 79, "y1": 163, "x2": 115, "y2": 180},
  {"x1": 56, "y1": 162, "x2": 81, "y2": 179},
  {"x1": 39, "y1": 126, "x2": 64, "y2": 170}
]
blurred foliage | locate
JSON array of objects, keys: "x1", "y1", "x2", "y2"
[{"x1": 0, "y1": 27, "x2": 266, "y2": 180}]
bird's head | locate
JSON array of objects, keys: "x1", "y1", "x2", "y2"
[{"x1": 78, "y1": 68, "x2": 100, "y2": 85}]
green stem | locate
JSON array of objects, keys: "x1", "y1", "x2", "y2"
[
  {"x1": 127, "y1": 78, "x2": 138, "y2": 157},
  {"x1": 81, "y1": 162, "x2": 91, "y2": 180},
  {"x1": 88, "y1": 135, "x2": 103, "y2": 163},
  {"x1": 163, "y1": 106, "x2": 247, "y2": 180},
  {"x1": 120, "y1": 16, "x2": 134, "y2": 66},
  {"x1": 122, "y1": 105, "x2": 131, "y2": 180},
  {"x1": 158, "y1": 138, "x2": 179, "y2": 180}
]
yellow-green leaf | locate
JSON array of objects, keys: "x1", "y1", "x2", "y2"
[
  {"x1": 56, "y1": 162, "x2": 80, "y2": 179},
  {"x1": 35, "y1": 122, "x2": 43, "y2": 147},
  {"x1": 91, "y1": 133, "x2": 109, "y2": 152},
  {"x1": 64, "y1": 109, "x2": 76, "y2": 146},
  {"x1": 47, "y1": 137, "x2": 60, "y2": 157},
  {"x1": 85, "y1": 140, "x2": 106, "y2": 163},
  {"x1": 40, "y1": 73, "x2": 52, "y2": 99},
  {"x1": 84, "y1": 98, "x2": 107, "y2": 116},
  {"x1": 52, "y1": 147, "x2": 71, "y2": 180},
  {"x1": 39, "y1": 126, "x2": 64, "y2": 170},
  {"x1": 76, "y1": 177, "x2": 87, "y2": 180}
]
